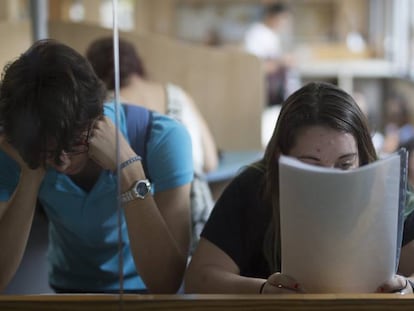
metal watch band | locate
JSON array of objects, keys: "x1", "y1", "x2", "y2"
[{"x1": 120, "y1": 191, "x2": 135, "y2": 203}]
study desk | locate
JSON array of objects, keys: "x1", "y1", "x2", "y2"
[
  {"x1": 1, "y1": 294, "x2": 414, "y2": 311},
  {"x1": 206, "y1": 150, "x2": 264, "y2": 183},
  {"x1": 206, "y1": 150, "x2": 263, "y2": 200},
  {"x1": 297, "y1": 58, "x2": 396, "y2": 95}
]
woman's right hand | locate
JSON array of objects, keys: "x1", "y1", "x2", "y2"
[{"x1": 261, "y1": 272, "x2": 305, "y2": 294}]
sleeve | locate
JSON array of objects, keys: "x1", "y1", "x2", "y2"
[
  {"x1": 244, "y1": 26, "x2": 266, "y2": 58},
  {"x1": 244, "y1": 24, "x2": 281, "y2": 60},
  {"x1": 402, "y1": 189, "x2": 414, "y2": 246},
  {"x1": 146, "y1": 113, "x2": 194, "y2": 193},
  {"x1": 0, "y1": 151, "x2": 20, "y2": 201},
  {"x1": 201, "y1": 173, "x2": 245, "y2": 269}
]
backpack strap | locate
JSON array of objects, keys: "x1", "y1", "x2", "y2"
[{"x1": 123, "y1": 103, "x2": 153, "y2": 180}]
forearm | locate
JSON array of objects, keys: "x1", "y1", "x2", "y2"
[
  {"x1": 398, "y1": 240, "x2": 414, "y2": 276},
  {"x1": 185, "y1": 265, "x2": 264, "y2": 294},
  {"x1": 124, "y1": 199, "x2": 188, "y2": 293},
  {"x1": 0, "y1": 169, "x2": 44, "y2": 289},
  {"x1": 199, "y1": 119, "x2": 219, "y2": 173},
  {"x1": 189, "y1": 102, "x2": 218, "y2": 173},
  {"x1": 120, "y1": 160, "x2": 189, "y2": 293}
]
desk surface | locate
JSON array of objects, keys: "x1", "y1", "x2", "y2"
[
  {"x1": 1, "y1": 294, "x2": 414, "y2": 311},
  {"x1": 298, "y1": 59, "x2": 396, "y2": 78},
  {"x1": 206, "y1": 150, "x2": 263, "y2": 183}
]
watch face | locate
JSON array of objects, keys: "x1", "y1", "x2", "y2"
[
  {"x1": 135, "y1": 180, "x2": 151, "y2": 198},
  {"x1": 121, "y1": 179, "x2": 152, "y2": 203}
]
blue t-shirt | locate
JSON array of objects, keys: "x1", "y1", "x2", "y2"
[{"x1": 0, "y1": 103, "x2": 193, "y2": 291}]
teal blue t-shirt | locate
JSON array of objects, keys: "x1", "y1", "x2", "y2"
[{"x1": 0, "y1": 103, "x2": 193, "y2": 291}]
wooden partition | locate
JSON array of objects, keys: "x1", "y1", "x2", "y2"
[
  {"x1": 48, "y1": 21, "x2": 264, "y2": 151},
  {"x1": 1, "y1": 294, "x2": 414, "y2": 311},
  {"x1": 0, "y1": 21, "x2": 31, "y2": 69}
]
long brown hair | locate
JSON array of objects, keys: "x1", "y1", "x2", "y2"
[{"x1": 260, "y1": 81, "x2": 377, "y2": 272}]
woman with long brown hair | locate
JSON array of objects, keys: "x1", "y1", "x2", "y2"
[{"x1": 185, "y1": 81, "x2": 414, "y2": 294}]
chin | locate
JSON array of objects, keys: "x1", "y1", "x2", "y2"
[
  {"x1": 64, "y1": 162, "x2": 87, "y2": 175},
  {"x1": 62, "y1": 166, "x2": 81, "y2": 175}
]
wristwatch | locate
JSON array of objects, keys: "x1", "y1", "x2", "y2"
[{"x1": 121, "y1": 179, "x2": 152, "y2": 203}]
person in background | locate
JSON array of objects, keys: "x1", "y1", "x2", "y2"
[
  {"x1": 86, "y1": 37, "x2": 219, "y2": 253},
  {"x1": 382, "y1": 92, "x2": 414, "y2": 154},
  {"x1": 0, "y1": 39, "x2": 193, "y2": 293},
  {"x1": 184, "y1": 81, "x2": 414, "y2": 294},
  {"x1": 352, "y1": 92, "x2": 384, "y2": 153},
  {"x1": 243, "y1": 2, "x2": 300, "y2": 107}
]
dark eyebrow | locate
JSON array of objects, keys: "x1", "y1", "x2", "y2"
[{"x1": 338, "y1": 153, "x2": 358, "y2": 160}]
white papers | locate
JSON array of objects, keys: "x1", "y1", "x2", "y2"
[{"x1": 279, "y1": 154, "x2": 401, "y2": 293}]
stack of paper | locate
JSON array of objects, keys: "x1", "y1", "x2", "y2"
[{"x1": 279, "y1": 153, "x2": 402, "y2": 293}]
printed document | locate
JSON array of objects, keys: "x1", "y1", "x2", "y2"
[{"x1": 279, "y1": 153, "x2": 402, "y2": 293}]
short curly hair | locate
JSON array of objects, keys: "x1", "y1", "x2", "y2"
[{"x1": 0, "y1": 39, "x2": 106, "y2": 169}]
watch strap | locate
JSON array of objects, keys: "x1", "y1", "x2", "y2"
[{"x1": 120, "y1": 190, "x2": 135, "y2": 203}]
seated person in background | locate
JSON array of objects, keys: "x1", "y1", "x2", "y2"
[
  {"x1": 0, "y1": 39, "x2": 193, "y2": 293},
  {"x1": 352, "y1": 92, "x2": 384, "y2": 153},
  {"x1": 86, "y1": 37, "x2": 219, "y2": 253},
  {"x1": 243, "y1": 2, "x2": 300, "y2": 107},
  {"x1": 184, "y1": 81, "x2": 414, "y2": 294},
  {"x1": 382, "y1": 92, "x2": 414, "y2": 154}
]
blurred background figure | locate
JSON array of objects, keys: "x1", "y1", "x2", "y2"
[
  {"x1": 86, "y1": 37, "x2": 219, "y2": 253},
  {"x1": 243, "y1": 2, "x2": 300, "y2": 107},
  {"x1": 353, "y1": 92, "x2": 384, "y2": 153},
  {"x1": 203, "y1": 27, "x2": 222, "y2": 47},
  {"x1": 382, "y1": 92, "x2": 414, "y2": 154}
]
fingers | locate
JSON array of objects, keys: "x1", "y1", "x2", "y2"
[
  {"x1": 87, "y1": 117, "x2": 113, "y2": 153},
  {"x1": 0, "y1": 135, "x2": 44, "y2": 175},
  {"x1": 398, "y1": 281, "x2": 413, "y2": 295},
  {"x1": 87, "y1": 117, "x2": 128, "y2": 171},
  {"x1": 262, "y1": 272, "x2": 304, "y2": 294},
  {"x1": 0, "y1": 137, "x2": 21, "y2": 162},
  {"x1": 89, "y1": 117, "x2": 119, "y2": 145},
  {"x1": 377, "y1": 275, "x2": 413, "y2": 294}
]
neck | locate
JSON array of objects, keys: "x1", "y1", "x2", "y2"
[{"x1": 70, "y1": 160, "x2": 102, "y2": 192}]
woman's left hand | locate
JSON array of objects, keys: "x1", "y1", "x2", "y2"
[
  {"x1": 261, "y1": 272, "x2": 305, "y2": 294},
  {"x1": 377, "y1": 275, "x2": 413, "y2": 294}
]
